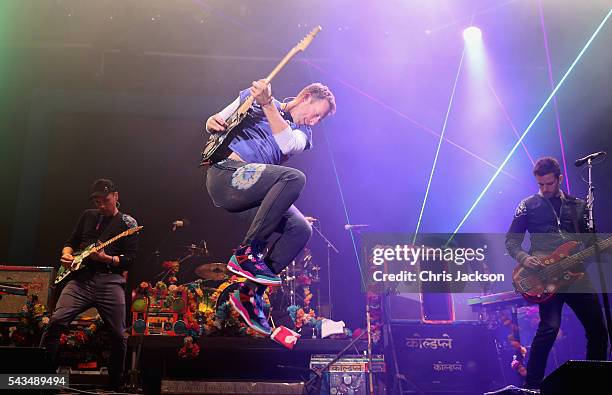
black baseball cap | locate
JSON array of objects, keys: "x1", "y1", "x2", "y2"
[{"x1": 90, "y1": 178, "x2": 117, "y2": 198}]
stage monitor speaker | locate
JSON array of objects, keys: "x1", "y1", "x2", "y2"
[
  {"x1": 390, "y1": 322, "x2": 503, "y2": 393},
  {"x1": 0, "y1": 266, "x2": 54, "y2": 316},
  {"x1": 0, "y1": 346, "x2": 54, "y2": 374},
  {"x1": 540, "y1": 360, "x2": 612, "y2": 395}
]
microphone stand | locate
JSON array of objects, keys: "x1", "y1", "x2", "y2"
[
  {"x1": 308, "y1": 224, "x2": 378, "y2": 394},
  {"x1": 311, "y1": 220, "x2": 339, "y2": 319},
  {"x1": 145, "y1": 224, "x2": 177, "y2": 270},
  {"x1": 584, "y1": 158, "x2": 612, "y2": 358},
  {"x1": 351, "y1": 228, "x2": 375, "y2": 395},
  {"x1": 302, "y1": 330, "x2": 368, "y2": 395}
]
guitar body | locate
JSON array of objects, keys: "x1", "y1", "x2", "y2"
[
  {"x1": 54, "y1": 243, "x2": 96, "y2": 285},
  {"x1": 200, "y1": 109, "x2": 249, "y2": 165},
  {"x1": 512, "y1": 240, "x2": 585, "y2": 303}
]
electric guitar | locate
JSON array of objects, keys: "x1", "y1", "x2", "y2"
[
  {"x1": 54, "y1": 226, "x2": 143, "y2": 285},
  {"x1": 200, "y1": 26, "x2": 322, "y2": 165},
  {"x1": 512, "y1": 235, "x2": 612, "y2": 303}
]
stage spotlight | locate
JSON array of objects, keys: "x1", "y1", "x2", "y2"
[{"x1": 463, "y1": 26, "x2": 482, "y2": 43}]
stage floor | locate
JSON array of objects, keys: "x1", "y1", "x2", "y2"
[{"x1": 128, "y1": 335, "x2": 370, "y2": 395}]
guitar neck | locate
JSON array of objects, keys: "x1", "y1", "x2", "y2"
[
  {"x1": 231, "y1": 26, "x2": 320, "y2": 119},
  {"x1": 560, "y1": 236, "x2": 612, "y2": 270},
  {"x1": 237, "y1": 48, "x2": 301, "y2": 115},
  {"x1": 239, "y1": 95, "x2": 256, "y2": 113},
  {"x1": 92, "y1": 230, "x2": 128, "y2": 253},
  {"x1": 265, "y1": 48, "x2": 299, "y2": 83}
]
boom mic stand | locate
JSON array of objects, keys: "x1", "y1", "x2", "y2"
[
  {"x1": 582, "y1": 157, "x2": 612, "y2": 358},
  {"x1": 302, "y1": 330, "x2": 368, "y2": 395},
  {"x1": 305, "y1": 222, "x2": 379, "y2": 394},
  {"x1": 310, "y1": 220, "x2": 339, "y2": 318},
  {"x1": 351, "y1": 227, "x2": 376, "y2": 394}
]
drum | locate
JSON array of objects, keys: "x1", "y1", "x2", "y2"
[
  {"x1": 197, "y1": 286, "x2": 217, "y2": 314},
  {"x1": 176, "y1": 280, "x2": 218, "y2": 314}
]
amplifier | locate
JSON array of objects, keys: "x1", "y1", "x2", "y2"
[
  {"x1": 385, "y1": 292, "x2": 480, "y2": 322},
  {"x1": 0, "y1": 265, "x2": 54, "y2": 316},
  {"x1": 309, "y1": 354, "x2": 385, "y2": 395},
  {"x1": 309, "y1": 354, "x2": 385, "y2": 373},
  {"x1": 390, "y1": 322, "x2": 502, "y2": 393}
]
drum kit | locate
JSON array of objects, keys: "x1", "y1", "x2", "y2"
[
  {"x1": 276, "y1": 248, "x2": 321, "y2": 309},
  {"x1": 139, "y1": 215, "x2": 335, "y2": 342},
  {"x1": 158, "y1": 214, "x2": 331, "y2": 317},
  {"x1": 186, "y1": 246, "x2": 322, "y2": 314}
]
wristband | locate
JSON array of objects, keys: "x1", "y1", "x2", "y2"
[{"x1": 261, "y1": 96, "x2": 274, "y2": 106}]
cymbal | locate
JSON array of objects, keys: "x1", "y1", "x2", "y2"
[
  {"x1": 183, "y1": 245, "x2": 206, "y2": 254},
  {"x1": 195, "y1": 263, "x2": 228, "y2": 281}
]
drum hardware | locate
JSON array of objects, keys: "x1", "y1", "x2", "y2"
[{"x1": 194, "y1": 262, "x2": 229, "y2": 281}]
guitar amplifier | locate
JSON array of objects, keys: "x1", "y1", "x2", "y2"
[
  {"x1": 0, "y1": 265, "x2": 54, "y2": 317},
  {"x1": 309, "y1": 354, "x2": 385, "y2": 395}
]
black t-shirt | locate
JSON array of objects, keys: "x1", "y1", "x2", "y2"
[
  {"x1": 548, "y1": 196, "x2": 562, "y2": 218},
  {"x1": 65, "y1": 209, "x2": 139, "y2": 272}
]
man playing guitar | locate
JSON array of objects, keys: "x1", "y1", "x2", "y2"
[
  {"x1": 40, "y1": 178, "x2": 139, "y2": 391},
  {"x1": 204, "y1": 80, "x2": 335, "y2": 335},
  {"x1": 505, "y1": 157, "x2": 608, "y2": 390}
]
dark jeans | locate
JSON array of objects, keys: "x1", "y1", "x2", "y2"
[
  {"x1": 525, "y1": 288, "x2": 608, "y2": 388},
  {"x1": 40, "y1": 270, "x2": 127, "y2": 388},
  {"x1": 206, "y1": 159, "x2": 312, "y2": 274}
]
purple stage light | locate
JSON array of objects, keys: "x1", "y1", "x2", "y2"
[{"x1": 463, "y1": 26, "x2": 482, "y2": 43}]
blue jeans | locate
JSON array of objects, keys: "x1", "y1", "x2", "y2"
[{"x1": 206, "y1": 159, "x2": 312, "y2": 274}]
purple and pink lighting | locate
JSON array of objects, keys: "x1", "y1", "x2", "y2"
[{"x1": 2, "y1": 2, "x2": 612, "y2": 394}]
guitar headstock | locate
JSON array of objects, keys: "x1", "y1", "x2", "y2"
[
  {"x1": 127, "y1": 225, "x2": 143, "y2": 235},
  {"x1": 295, "y1": 26, "x2": 322, "y2": 52}
]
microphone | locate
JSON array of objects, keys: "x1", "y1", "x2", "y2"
[
  {"x1": 575, "y1": 151, "x2": 606, "y2": 167},
  {"x1": 344, "y1": 224, "x2": 370, "y2": 230},
  {"x1": 172, "y1": 219, "x2": 190, "y2": 231}
]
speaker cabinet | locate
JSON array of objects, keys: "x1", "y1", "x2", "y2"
[
  {"x1": 541, "y1": 360, "x2": 612, "y2": 395},
  {"x1": 0, "y1": 266, "x2": 54, "y2": 316},
  {"x1": 0, "y1": 346, "x2": 54, "y2": 373},
  {"x1": 390, "y1": 322, "x2": 503, "y2": 393}
]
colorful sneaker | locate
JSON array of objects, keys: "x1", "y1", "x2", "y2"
[
  {"x1": 227, "y1": 246, "x2": 281, "y2": 286},
  {"x1": 229, "y1": 287, "x2": 272, "y2": 336}
]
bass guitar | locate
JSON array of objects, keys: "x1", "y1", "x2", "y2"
[{"x1": 512, "y1": 235, "x2": 612, "y2": 303}]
